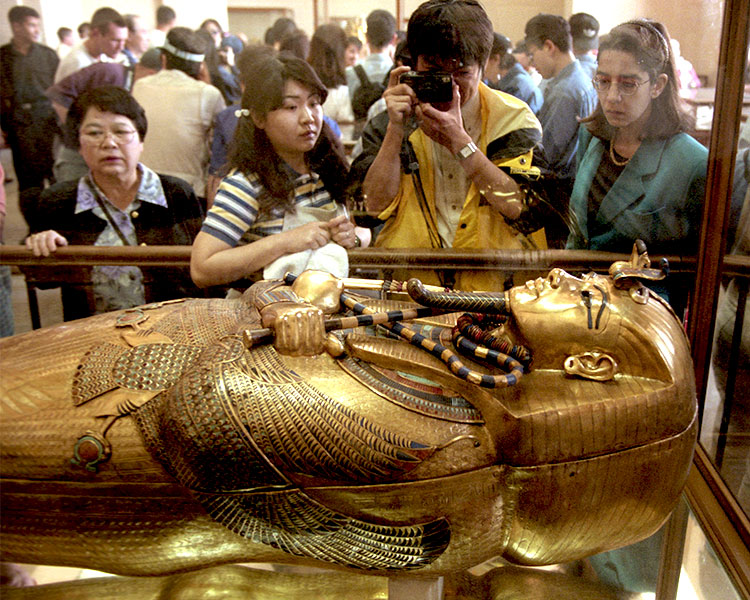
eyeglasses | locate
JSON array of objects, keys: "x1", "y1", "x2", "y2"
[
  {"x1": 80, "y1": 128, "x2": 138, "y2": 145},
  {"x1": 592, "y1": 75, "x2": 651, "y2": 96}
]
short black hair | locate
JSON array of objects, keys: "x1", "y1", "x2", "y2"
[
  {"x1": 78, "y1": 22, "x2": 90, "y2": 38},
  {"x1": 65, "y1": 85, "x2": 147, "y2": 149},
  {"x1": 366, "y1": 10, "x2": 396, "y2": 50},
  {"x1": 8, "y1": 6, "x2": 39, "y2": 25},
  {"x1": 90, "y1": 7, "x2": 126, "y2": 35},
  {"x1": 156, "y1": 6, "x2": 176, "y2": 26},
  {"x1": 569, "y1": 13, "x2": 600, "y2": 53},
  {"x1": 524, "y1": 13, "x2": 572, "y2": 53},
  {"x1": 407, "y1": 0, "x2": 493, "y2": 69},
  {"x1": 346, "y1": 36, "x2": 363, "y2": 51},
  {"x1": 139, "y1": 48, "x2": 163, "y2": 70},
  {"x1": 163, "y1": 27, "x2": 208, "y2": 79},
  {"x1": 278, "y1": 29, "x2": 310, "y2": 61},
  {"x1": 264, "y1": 17, "x2": 296, "y2": 47},
  {"x1": 57, "y1": 27, "x2": 73, "y2": 41},
  {"x1": 490, "y1": 33, "x2": 512, "y2": 58}
]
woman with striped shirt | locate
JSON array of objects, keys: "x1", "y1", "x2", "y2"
[{"x1": 190, "y1": 55, "x2": 363, "y2": 288}]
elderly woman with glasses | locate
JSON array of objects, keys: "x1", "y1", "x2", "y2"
[
  {"x1": 23, "y1": 85, "x2": 204, "y2": 321},
  {"x1": 566, "y1": 19, "x2": 707, "y2": 312}
]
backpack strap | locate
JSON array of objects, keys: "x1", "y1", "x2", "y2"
[
  {"x1": 124, "y1": 62, "x2": 136, "y2": 92},
  {"x1": 354, "y1": 64, "x2": 371, "y2": 87}
]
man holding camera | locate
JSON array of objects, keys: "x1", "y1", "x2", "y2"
[{"x1": 357, "y1": 0, "x2": 546, "y2": 291}]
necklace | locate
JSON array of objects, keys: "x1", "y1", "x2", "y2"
[{"x1": 609, "y1": 139, "x2": 631, "y2": 166}]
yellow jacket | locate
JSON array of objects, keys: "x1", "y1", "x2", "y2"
[{"x1": 374, "y1": 83, "x2": 546, "y2": 291}]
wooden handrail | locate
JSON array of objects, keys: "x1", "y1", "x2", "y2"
[{"x1": 0, "y1": 244, "x2": 711, "y2": 273}]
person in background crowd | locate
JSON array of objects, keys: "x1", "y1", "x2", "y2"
[
  {"x1": 356, "y1": 0, "x2": 546, "y2": 291},
  {"x1": 345, "y1": 35, "x2": 362, "y2": 67},
  {"x1": 345, "y1": 10, "x2": 397, "y2": 100},
  {"x1": 55, "y1": 7, "x2": 128, "y2": 82},
  {"x1": 1, "y1": 6, "x2": 59, "y2": 194},
  {"x1": 191, "y1": 56, "x2": 364, "y2": 289},
  {"x1": 132, "y1": 27, "x2": 225, "y2": 205},
  {"x1": 569, "y1": 12, "x2": 599, "y2": 78},
  {"x1": 123, "y1": 14, "x2": 150, "y2": 64},
  {"x1": 196, "y1": 29, "x2": 241, "y2": 106},
  {"x1": 23, "y1": 86, "x2": 204, "y2": 321},
  {"x1": 485, "y1": 33, "x2": 543, "y2": 115},
  {"x1": 355, "y1": 38, "x2": 411, "y2": 128},
  {"x1": 567, "y1": 19, "x2": 707, "y2": 313},
  {"x1": 279, "y1": 29, "x2": 310, "y2": 61},
  {"x1": 0, "y1": 162, "x2": 13, "y2": 338},
  {"x1": 47, "y1": 49, "x2": 162, "y2": 125},
  {"x1": 264, "y1": 18, "x2": 297, "y2": 51},
  {"x1": 219, "y1": 34, "x2": 244, "y2": 69},
  {"x1": 671, "y1": 38, "x2": 702, "y2": 90},
  {"x1": 150, "y1": 5, "x2": 175, "y2": 49},
  {"x1": 524, "y1": 13, "x2": 597, "y2": 199},
  {"x1": 77, "y1": 22, "x2": 90, "y2": 40},
  {"x1": 308, "y1": 24, "x2": 356, "y2": 140},
  {"x1": 208, "y1": 45, "x2": 276, "y2": 202},
  {"x1": 56, "y1": 27, "x2": 75, "y2": 59},
  {"x1": 218, "y1": 35, "x2": 245, "y2": 101},
  {"x1": 512, "y1": 40, "x2": 543, "y2": 87},
  {"x1": 199, "y1": 19, "x2": 224, "y2": 49}
]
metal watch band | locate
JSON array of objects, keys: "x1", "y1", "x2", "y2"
[{"x1": 456, "y1": 141, "x2": 478, "y2": 160}]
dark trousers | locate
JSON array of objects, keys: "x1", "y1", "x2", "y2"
[{"x1": 7, "y1": 112, "x2": 57, "y2": 192}]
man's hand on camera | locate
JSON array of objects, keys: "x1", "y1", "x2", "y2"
[
  {"x1": 383, "y1": 65, "x2": 416, "y2": 129},
  {"x1": 415, "y1": 82, "x2": 471, "y2": 152}
]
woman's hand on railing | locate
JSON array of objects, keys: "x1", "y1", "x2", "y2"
[{"x1": 25, "y1": 231, "x2": 68, "y2": 257}]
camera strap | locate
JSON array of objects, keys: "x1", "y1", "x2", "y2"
[
  {"x1": 400, "y1": 127, "x2": 443, "y2": 251},
  {"x1": 399, "y1": 123, "x2": 455, "y2": 287}
]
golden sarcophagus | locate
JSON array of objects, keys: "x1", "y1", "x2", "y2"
[{"x1": 0, "y1": 256, "x2": 696, "y2": 577}]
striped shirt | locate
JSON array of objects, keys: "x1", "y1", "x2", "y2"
[{"x1": 201, "y1": 168, "x2": 337, "y2": 246}]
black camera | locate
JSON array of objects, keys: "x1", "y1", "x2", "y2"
[{"x1": 399, "y1": 71, "x2": 453, "y2": 104}]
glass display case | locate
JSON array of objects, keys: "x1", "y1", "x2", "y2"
[{"x1": 1, "y1": 0, "x2": 750, "y2": 597}]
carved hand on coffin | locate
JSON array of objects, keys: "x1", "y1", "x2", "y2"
[
  {"x1": 563, "y1": 351, "x2": 617, "y2": 381},
  {"x1": 269, "y1": 303, "x2": 326, "y2": 356}
]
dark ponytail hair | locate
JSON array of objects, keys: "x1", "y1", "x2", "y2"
[{"x1": 227, "y1": 55, "x2": 348, "y2": 217}]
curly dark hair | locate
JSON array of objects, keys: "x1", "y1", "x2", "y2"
[{"x1": 227, "y1": 55, "x2": 348, "y2": 217}]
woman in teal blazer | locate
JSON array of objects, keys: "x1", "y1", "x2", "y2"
[{"x1": 566, "y1": 19, "x2": 707, "y2": 311}]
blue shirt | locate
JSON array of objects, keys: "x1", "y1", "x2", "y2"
[
  {"x1": 493, "y1": 62, "x2": 544, "y2": 115},
  {"x1": 538, "y1": 59, "x2": 597, "y2": 180},
  {"x1": 577, "y1": 54, "x2": 597, "y2": 78}
]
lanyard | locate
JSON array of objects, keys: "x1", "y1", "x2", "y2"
[{"x1": 86, "y1": 175, "x2": 133, "y2": 246}]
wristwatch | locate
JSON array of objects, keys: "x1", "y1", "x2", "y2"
[{"x1": 455, "y1": 141, "x2": 478, "y2": 160}]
